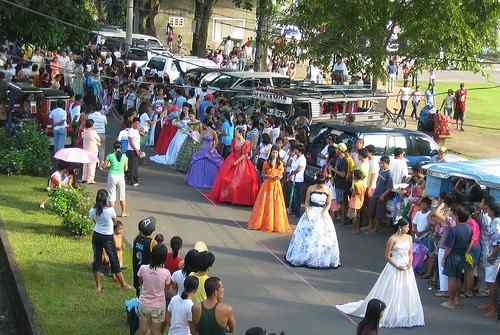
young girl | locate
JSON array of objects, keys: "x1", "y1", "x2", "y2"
[
  {"x1": 349, "y1": 169, "x2": 366, "y2": 234},
  {"x1": 165, "y1": 236, "x2": 183, "y2": 273},
  {"x1": 166, "y1": 276, "x2": 199, "y2": 335},
  {"x1": 257, "y1": 133, "x2": 272, "y2": 174},
  {"x1": 137, "y1": 245, "x2": 171, "y2": 335}
]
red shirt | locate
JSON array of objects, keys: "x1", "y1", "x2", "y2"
[
  {"x1": 455, "y1": 89, "x2": 467, "y2": 112},
  {"x1": 466, "y1": 218, "x2": 480, "y2": 247},
  {"x1": 164, "y1": 253, "x2": 183, "y2": 273}
]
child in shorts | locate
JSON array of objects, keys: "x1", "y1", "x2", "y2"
[{"x1": 348, "y1": 169, "x2": 366, "y2": 234}]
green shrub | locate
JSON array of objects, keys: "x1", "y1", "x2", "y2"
[
  {"x1": 63, "y1": 211, "x2": 94, "y2": 236},
  {"x1": 47, "y1": 187, "x2": 94, "y2": 237},
  {"x1": 0, "y1": 121, "x2": 51, "y2": 176}
]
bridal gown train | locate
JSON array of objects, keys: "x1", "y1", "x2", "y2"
[{"x1": 336, "y1": 237, "x2": 425, "y2": 328}]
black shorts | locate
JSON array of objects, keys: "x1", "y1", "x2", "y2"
[
  {"x1": 444, "y1": 253, "x2": 465, "y2": 279},
  {"x1": 454, "y1": 110, "x2": 464, "y2": 122}
]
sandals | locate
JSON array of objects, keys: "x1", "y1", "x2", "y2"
[{"x1": 434, "y1": 292, "x2": 448, "y2": 298}]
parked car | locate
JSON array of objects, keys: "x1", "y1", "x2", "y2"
[
  {"x1": 142, "y1": 55, "x2": 218, "y2": 82},
  {"x1": 184, "y1": 68, "x2": 238, "y2": 86},
  {"x1": 207, "y1": 72, "x2": 290, "y2": 92},
  {"x1": 424, "y1": 159, "x2": 500, "y2": 202},
  {"x1": 126, "y1": 47, "x2": 171, "y2": 68},
  {"x1": 305, "y1": 124, "x2": 443, "y2": 180}
]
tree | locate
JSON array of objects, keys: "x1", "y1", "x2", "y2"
[
  {"x1": 136, "y1": 0, "x2": 161, "y2": 36},
  {"x1": 254, "y1": 0, "x2": 274, "y2": 71},
  {"x1": 288, "y1": 0, "x2": 500, "y2": 85},
  {"x1": 103, "y1": 0, "x2": 127, "y2": 27},
  {"x1": 0, "y1": 0, "x2": 97, "y2": 49}
]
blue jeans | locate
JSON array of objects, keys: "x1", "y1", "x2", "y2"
[{"x1": 53, "y1": 127, "x2": 67, "y2": 153}]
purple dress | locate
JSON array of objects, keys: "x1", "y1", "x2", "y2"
[{"x1": 186, "y1": 133, "x2": 223, "y2": 189}]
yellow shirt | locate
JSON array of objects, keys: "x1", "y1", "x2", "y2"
[{"x1": 190, "y1": 271, "x2": 209, "y2": 304}]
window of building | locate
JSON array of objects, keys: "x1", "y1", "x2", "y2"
[{"x1": 169, "y1": 16, "x2": 185, "y2": 28}]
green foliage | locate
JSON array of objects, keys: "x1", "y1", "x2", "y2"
[
  {"x1": 288, "y1": 0, "x2": 500, "y2": 79},
  {"x1": 48, "y1": 187, "x2": 94, "y2": 236},
  {"x1": 63, "y1": 210, "x2": 94, "y2": 237},
  {"x1": 103, "y1": 0, "x2": 126, "y2": 27},
  {"x1": 0, "y1": 121, "x2": 52, "y2": 176},
  {"x1": 0, "y1": 0, "x2": 97, "y2": 49}
]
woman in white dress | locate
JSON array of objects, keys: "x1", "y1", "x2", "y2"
[
  {"x1": 150, "y1": 112, "x2": 190, "y2": 165},
  {"x1": 285, "y1": 173, "x2": 341, "y2": 269},
  {"x1": 336, "y1": 218, "x2": 425, "y2": 328}
]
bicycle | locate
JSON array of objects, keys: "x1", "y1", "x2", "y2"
[{"x1": 384, "y1": 108, "x2": 407, "y2": 128}]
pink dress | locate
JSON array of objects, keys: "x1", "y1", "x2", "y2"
[{"x1": 82, "y1": 128, "x2": 100, "y2": 183}]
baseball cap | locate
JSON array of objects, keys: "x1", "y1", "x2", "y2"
[
  {"x1": 138, "y1": 216, "x2": 156, "y2": 236},
  {"x1": 334, "y1": 143, "x2": 347, "y2": 152},
  {"x1": 194, "y1": 241, "x2": 208, "y2": 252}
]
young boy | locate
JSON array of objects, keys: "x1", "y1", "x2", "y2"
[
  {"x1": 412, "y1": 196, "x2": 433, "y2": 277},
  {"x1": 113, "y1": 221, "x2": 125, "y2": 269},
  {"x1": 132, "y1": 216, "x2": 157, "y2": 297},
  {"x1": 348, "y1": 169, "x2": 366, "y2": 234}
]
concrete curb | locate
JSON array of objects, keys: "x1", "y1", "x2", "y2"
[{"x1": 0, "y1": 216, "x2": 40, "y2": 335}]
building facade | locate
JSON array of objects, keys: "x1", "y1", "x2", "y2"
[{"x1": 155, "y1": 0, "x2": 256, "y2": 53}]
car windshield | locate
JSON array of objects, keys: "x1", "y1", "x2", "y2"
[
  {"x1": 209, "y1": 74, "x2": 238, "y2": 89},
  {"x1": 147, "y1": 39, "x2": 162, "y2": 49},
  {"x1": 200, "y1": 72, "x2": 221, "y2": 85},
  {"x1": 147, "y1": 58, "x2": 166, "y2": 72},
  {"x1": 128, "y1": 49, "x2": 147, "y2": 61}
]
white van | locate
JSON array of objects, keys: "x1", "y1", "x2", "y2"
[
  {"x1": 142, "y1": 56, "x2": 218, "y2": 81},
  {"x1": 90, "y1": 30, "x2": 163, "y2": 58}
]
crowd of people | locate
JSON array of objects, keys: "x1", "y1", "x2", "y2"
[{"x1": 1, "y1": 42, "x2": 499, "y2": 334}]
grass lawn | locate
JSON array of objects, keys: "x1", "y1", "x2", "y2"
[
  {"x1": 431, "y1": 82, "x2": 500, "y2": 129},
  {"x1": 0, "y1": 175, "x2": 133, "y2": 335}
]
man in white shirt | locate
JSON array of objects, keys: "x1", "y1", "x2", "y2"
[
  {"x1": 390, "y1": 147, "x2": 409, "y2": 186},
  {"x1": 331, "y1": 54, "x2": 348, "y2": 84},
  {"x1": 49, "y1": 100, "x2": 68, "y2": 153},
  {"x1": 317, "y1": 135, "x2": 333, "y2": 168},
  {"x1": 365, "y1": 145, "x2": 379, "y2": 191},
  {"x1": 126, "y1": 117, "x2": 142, "y2": 187},
  {"x1": 286, "y1": 144, "x2": 307, "y2": 217},
  {"x1": 70, "y1": 95, "x2": 82, "y2": 124},
  {"x1": 397, "y1": 81, "x2": 413, "y2": 117},
  {"x1": 88, "y1": 106, "x2": 108, "y2": 163}
]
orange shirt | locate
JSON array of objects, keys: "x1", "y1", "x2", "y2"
[{"x1": 348, "y1": 180, "x2": 366, "y2": 210}]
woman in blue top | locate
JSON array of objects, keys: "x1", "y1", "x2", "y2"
[{"x1": 221, "y1": 111, "x2": 234, "y2": 158}]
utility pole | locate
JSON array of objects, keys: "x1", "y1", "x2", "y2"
[{"x1": 126, "y1": 0, "x2": 134, "y2": 53}]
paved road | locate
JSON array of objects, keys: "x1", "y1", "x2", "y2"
[{"x1": 108, "y1": 160, "x2": 499, "y2": 335}]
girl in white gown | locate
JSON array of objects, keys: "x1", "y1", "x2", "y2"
[
  {"x1": 150, "y1": 112, "x2": 190, "y2": 165},
  {"x1": 285, "y1": 173, "x2": 341, "y2": 269},
  {"x1": 336, "y1": 218, "x2": 425, "y2": 328}
]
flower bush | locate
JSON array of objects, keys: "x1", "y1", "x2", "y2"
[
  {"x1": 48, "y1": 187, "x2": 94, "y2": 237},
  {"x1": 0, "y1": 121, "x2": 52, "y2": 176}
]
